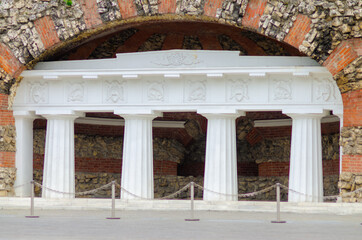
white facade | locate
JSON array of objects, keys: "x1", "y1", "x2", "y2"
[{"x1": 13, "y1": 50, "x2": 343, "y2": 201}]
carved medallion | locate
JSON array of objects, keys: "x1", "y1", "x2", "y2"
[
  {"x1": 273, "y1": 79, "x2": 292, "y2": 100},
  {"x1": 153, "y1": 52, "x2": 202, "y2": 66},
  {"x1": 28, "y1": 82, "x2": 48, "y2": 104},
  {"x1": 186, "y1": 80, "x2": 206, "y2": 102},
  {"x1": 229, "y1": 79, "x2": 249, "y2": 102},
  {"x1": 105, "y1": 80, "x2": 124, "y2": 103},
  {"x1": 315, "y1": 78, "x2": 335, "y2": 102},
  {"x1": 67, "y1": 82, "x2": 84, "y2": 103},
  {"x1": 147, "y1": 81, "x2": 164, "y2": 102}
]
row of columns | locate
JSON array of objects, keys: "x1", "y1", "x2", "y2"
[{"x1": 14, "y1": 110, "x2": 327, "y2": 202}]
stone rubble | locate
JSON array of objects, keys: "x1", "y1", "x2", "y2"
[
  {"x1": 176, "y1": 0, "x2": 205, "y2": 15},
  {"x1": 0, "y1": 167, "x2": 15, "y2": 196},
  {"x1": 259, "y1": 0, "x2": 361, "y2": 62},
  {"x1": 340, "y1": 126, "x2": 362, "y2": 155},
  {"x1": 334, "y1": 56, "x2": 362, "y2": 94},
  {"x1": 216, "y1": 0, "x2": 249, "y2": 25},
  {"x1": 0, "y1": 125, "x2": 16, "y2": 152},
  {"x1": 338, "y1": 172, "x2": 362, "y2": 202},
  {"x1": 96, "y1": 0, "x2": 122, "y2": 22},
  {"x1": 135, "y1": 0, "x2": 159, "y2": 16}
]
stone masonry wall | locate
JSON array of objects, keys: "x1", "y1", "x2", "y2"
[
  {"x1": 0, "y1": 167, "x2": 15, "y2": 196},
  {"x1": 338, "y1": 172, "x2": 362, "y2": 203}
]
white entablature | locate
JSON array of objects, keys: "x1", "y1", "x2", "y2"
[
  {"x1": 13, "y1": 50, "x2": 343, "y2": 202},
  {"x1": 14, "y1": 50, "x2": 343, "y2": 115}
]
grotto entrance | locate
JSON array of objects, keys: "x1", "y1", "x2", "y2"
[{"x1": 13, "y1": 50, "x2": 343, "y2": 202}]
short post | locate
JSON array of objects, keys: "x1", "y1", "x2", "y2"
[
  {"x1": 107, "y1": 181, "x2": 120, "y2": 219},
  {"x1": 271, "y1": 183, "x2": 286, "y2": 223},
  {"x1": 25, "y1": 181, "x2": 39, "y2": 218},
  {"x1": 185, "y1": 182, "x2": 199, "y2": 221}
]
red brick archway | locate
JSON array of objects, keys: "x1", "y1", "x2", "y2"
[{"x1": 0, "y1": 0, "x2": 361, "y2": 180}]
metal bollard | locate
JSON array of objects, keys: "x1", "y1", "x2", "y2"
[
  {"x1": 107, "y1": 181, "x2": 120, "y2": 219},
  {"x1": 185, "y1": 182, "x2": 199, "y2": 221},
  {"x1": 271, "y1": 183, "x2": 286, "y2": 223},
  {"x1": 25, "y1": 181, "x2": 39, "y2": 218}
]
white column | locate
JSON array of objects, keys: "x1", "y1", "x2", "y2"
[
  {"x1": 118, "y1": 113, "x2": 158, "y2": 199},
  {"x1": 200, "y1": 112, "x2": 241, "y2": 201},
  {"x1": 41, "y1": 112, "x2": 83, "y2": 198},
  {"x1": 14, "y1": 111, "x2": 37, "y2": 197},
  {"x1": 288, "y1": 113, "x2": 325, "y2": 202}
]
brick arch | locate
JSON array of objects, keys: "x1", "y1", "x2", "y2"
[
  {"x1": 0, "y1": 0, "x2": 360, "y2": 87},
  {"x1": 0, "y1": 0, "x2": 361, "y2": 193}
]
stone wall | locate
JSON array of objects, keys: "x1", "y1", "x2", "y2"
[
  {"x1": 0, "y1": 167, "x2": 15, "y2": 196},
  {"x1": 34, "y1": 129, "x2": 185, "y2": 164},
  {"x1": 33, "y1": 170, "x2": 339, "y2": 201},
  {"x1": 0, "y1": 125, "x2": 15, "y2": 152},
  {"x1": 338, "y1": 172, "x2": 362, "y2": 203},
  {"x1": 340, "y1": 126, "x2": 362, "y2": 155}
]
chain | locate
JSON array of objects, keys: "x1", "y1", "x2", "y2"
[
  {"x1": 238, "y1": 185, "x2": 276, "y2": 198},
  {"x1": 30, "y1": 181, "x2": 362, "y2": 201},
  {"x1": 34, "y1": 182, "x2": 75, "y2": 196},
  {"x1": 279, "y1": 184, "x2": 340, "y2": 201},
  {"x1": 75, "y1": 182, "x2": 114, "y2": 196},
  {"x1": 159, "y1": 183, "x2": 191, "y2": 199},
  {"x1": 114, "y1": 182, "x2": 149, "y2": 200},
  {"x1": 194, "y1": 183, "x2": 276, "y2": 198},
  {"x1": 34, "y1": 181, "x2": 114, "y2": 196},
  {"x1": 12, "y1": 182, "x2": 31, "y2": 189}
]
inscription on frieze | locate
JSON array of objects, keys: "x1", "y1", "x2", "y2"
[{"x1": 152, "y1": 52, "x2": 202, "y2": 66}]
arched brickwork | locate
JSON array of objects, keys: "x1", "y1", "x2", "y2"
[{"x1": 0, "y1": 0, "x2": 360, "y2": 198}]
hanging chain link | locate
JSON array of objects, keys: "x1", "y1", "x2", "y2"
[
  {"x1": 194, "y1": 183, "x2": 276, "y2": 198},
  {"x1": 12, "y1": 182, "x2": 31, "y2": 189},
  {"x1": 160, "y1": 183, "x2": 191, "y2": 199},
  {"x1": 279, "y1": 184, "x2": 340, "y2": 201}
]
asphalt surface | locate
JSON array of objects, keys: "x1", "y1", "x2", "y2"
[{"x1": 0, "y1": 209, "x2": 361, "y2": 240}]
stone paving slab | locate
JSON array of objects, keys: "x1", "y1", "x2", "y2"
[
  {"x1": 0, "y1": 209, "x2": 361, "y2": 240},
  {"x1": 1, "y1": 198, "x2": 362, "y2": 215}
]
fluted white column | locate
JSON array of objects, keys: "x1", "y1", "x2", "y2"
[
  {"x1": 14, "y1": 111, "x2": 36, "y2": 197},
  {"x1": 119, "y1": 114, "x2": 158, "y2": 199},
  {"x1": 288, "y1": 113, "x2": 325, "y2": 202},
  {"x1": 201, "y1": 113, "x2": 241, "y2": 201},
  {"x1": 41, "y1": 113, "x2": 82, "y2": 198}
]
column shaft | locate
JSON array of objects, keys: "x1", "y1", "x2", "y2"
[
  {"x1": 203, "y1": 115, "x2": 238, "y2": 201},
  {"x1": 42, "y1": 115, "x2": 78, "y2": 198},
  {"x1": 288, "y1": 114, "x2": 324, "y2": 202},
  {"x1": 121, "y1": 115, "x2": 156, "y2": 199},
  {"x1": 14, "y1": 114, "x2": 36, "y2": 197}
]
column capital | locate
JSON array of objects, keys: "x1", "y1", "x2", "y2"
[
  {"x1": 283, "y1": 109, "x2": 329, "y2": 120},
  {"x1": 197, "y1": 109, "x2": 245, "y2": 119},
  {"x1": 114, "y1": 109, "x2": 162, "y2": 119},
  {"x1": 13, "y1": 111, "x2": 38, "y2": 119},
  {"x1": 36, "y1": 110, "x2": 84, "y2": 120}
]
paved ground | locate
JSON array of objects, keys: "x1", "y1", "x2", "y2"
[{"x1": 0, "y1": 209, "x2": 361, "y2": 240}]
